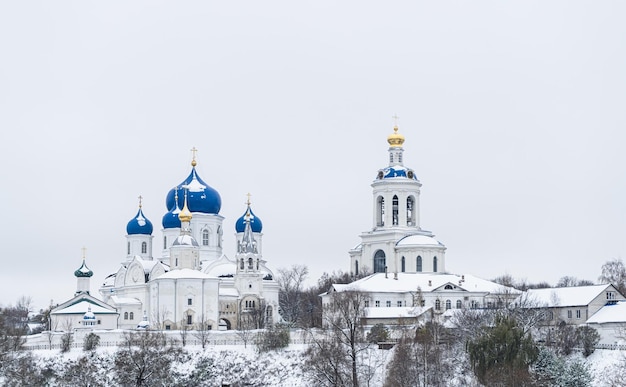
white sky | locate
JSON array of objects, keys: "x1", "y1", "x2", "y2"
[{"x1": 1, "y1": 1, "x2": 625, "y2": 311}]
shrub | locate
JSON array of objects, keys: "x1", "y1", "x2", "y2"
[
  {"x1": 256, "y1": 324, "x2": 290, "y2": 352},
  {"x1": 83, "y1": 333, "x2": 100, "y2": 352}
]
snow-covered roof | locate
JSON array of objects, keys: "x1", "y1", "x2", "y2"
[
  {"x1": 329, "y1": 273, "x2": 517, "y2": 295},
  {"x1": 51, "y1": 300, "x2": 118, "y2": 315},
  {"x1": 364, "y1": 306, "x2": 430, "y2": 319},
  {"x1": 219, "y1": 287, "x2": 239, "y2": 297},
  {"x1": 109, "y1": 296, "x2": 142, "y2": 305},
  {"x1": 521, "y1": 284, "x2": 611, "y2": 307},
  {"x1": 586, "y1": 301, "x2": 626, "y2": 324},
  {"x1": 156, "y1": 268, "x2": 216, "y2": 280},
  {"x1": 396, "y1": 234, "x2": 444, "y2": 247}
]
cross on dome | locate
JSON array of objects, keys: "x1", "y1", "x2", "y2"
[{"x1": 190, "y1": 147, "x2": 198, "y2": 167}]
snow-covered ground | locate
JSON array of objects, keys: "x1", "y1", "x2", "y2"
[{"x1": 21, "y1": 329, "x2": 626, "y2": 386}]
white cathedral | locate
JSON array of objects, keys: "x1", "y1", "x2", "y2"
[{"x1": 51, "y1": 153, "x2": 280, "y2": 331}]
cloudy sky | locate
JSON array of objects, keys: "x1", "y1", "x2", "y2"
[{"x1": 1, "y1": 1, "x2": 624, "y2": 311}]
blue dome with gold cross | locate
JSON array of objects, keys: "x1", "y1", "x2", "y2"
[{"x1": 164, "y1": 156, "x2": 221, "y2": 217}]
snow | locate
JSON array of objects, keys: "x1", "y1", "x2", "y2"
[
  {"x1": 523, "y1": 285, "x2": 611, "y2": 307},
  {"x1": 332, "y1": 272, "x2": 518, "y2": 294},
  {"x1": 587, "y1": 301, "x2": 626, "y2": 324},
  {"x1": 20, "y1": 337, "x2": 626, "y2": 387},
  {"x1": 109, "y1": 295, "x2": 142, "y2": 305},
  {"x1": 50, "y1": 300, "x2": 118, "y2": 315},
  {"x1": 364, "y1": 306, "x2": 428, "y2": 319},
  {"x1": 157, "y1": 268, "x2": 216, "y2": 279},
  {"x1": 396, "y1": 234, "x2": 443, "y2": 246}
]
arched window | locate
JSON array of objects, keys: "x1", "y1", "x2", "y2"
[
  {"x1": 240, "y1": 258, "x2": 244, "y2": 270},
  {"x1": 401, "y1": 256, "x2": 406, "y2": 272},
  {"x1": 456, "y1": 300, "x2": 462, "y2": 309},
  {"x1": 127, "y1": 242, "x2": 130, "y2": 255},
  {"x1": 202, "y1": 229, "x2": 209, "y2": 246},
  {"x1": 248, "y1": 257, "x2": 253, "y2": 269},
  {"x1": 374, "y1": 250, "x2": 386, "y2": 273},
  {"x1": 217, "y1": 226, "x2": 222, "y2": 248},
  {"x1": 416, "y1": 256, "x2": 422, "y2": 272},
  {"x1": 406, "y1": 196, "x2": 415, "y2": 226},
  {"x1": 163, "y1": 236, "x2": 167, "y2": 250},
  {"x1": 376, "y1": 196, "x2": 385, "y2": 227},
  {"x1": 130, "y1": 312, "x2": 134, "y2": 320},
  {"x1": 435, "y1": 300, "x2": 441, "y2": 311},
  {"x1": 392, "y1": 195, "x2": 399, "y2": 225},
  {"x1": 433, "y1": 256, "x2": 438, "y2": 272},
  {"x1": 355, "y1": 260, "x2": 359, "y2": 276},
  {"x1": 445, "y1": 300, "x2": 451, "y2": 310},
  {"x1": 124, "y1": 312, "x2": 128, "y2": 320},
  {"x1": 141, "y1": 241, "x2": 147, "y2": 254}
]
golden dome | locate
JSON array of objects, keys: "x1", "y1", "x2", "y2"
[
  {"x1": 387, "y1": 125, "x2": 405, "y2": 147},
  {"x1": 179, "y1": 193, "x2": 192, "y2": 222}
]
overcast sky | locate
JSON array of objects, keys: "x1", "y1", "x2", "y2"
[{"x1": 1, "y1": 1, "x2": 625, "y2": 311}]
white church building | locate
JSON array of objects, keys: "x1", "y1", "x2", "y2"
[
  {"x1": 51, "y1": 152, "x2": 280, "y2": 332},
  {"x1": 323, "y1": 123, "x2": 519, "y2": 326}
]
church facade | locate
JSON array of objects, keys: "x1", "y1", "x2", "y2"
[
  {"x1": 52, "y1": 152, "x2": 280, "y2": 332},
  {"x1": 324, "y1": 123, "x2": 518, "y2": 326}
]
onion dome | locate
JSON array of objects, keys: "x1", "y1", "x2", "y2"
[
  {"x1": 126, "y1": 201, "x2": 154, "y2": 235},
  {"x1": 235, "y1": 205, "x2": 263, "y2": 233},
  {"x1": 387, "y1": 125, "x2": 405, "y2": 147},
  {"x1": 179, "y1": 192, "x2": 192, "y2": 223},
  {"x1": 83, "y1": 306, "x2": 96, "y2": 321},
  {"x1": 165, "y1": 156, "x2": 221, "y2": 215},
  {"x1": 162, "y1": 190, "x2": 182, "y2": 229},
  {"x1": 75, "y1": 259, "x2": 93, "y2": 278}
]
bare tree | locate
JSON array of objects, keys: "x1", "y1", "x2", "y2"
[
  {"x1": 304, "y1": 289, "x2": 370, "y2": 387},
  {"x1": 150, "y1": 307, "x2": 171, "y2": 332},
  {"x1": 236, "y1": 311, "x2": 256, "y2": 348},
  {"x1": 179, "y1": 318, "x2": 190, "y2": 346},
  {"x1": 113, "y1": 330, "x2": 181, "y2": 387},
  {"x1": 193, "y1": 314, "x2": 212, "y2": 349},
  {"x1": 556, "y1": 276, "x2": 594, "y2": 287},
  {"x1": 599, "y1": 258, "x2": 626, "y2": 295},
  {"x1": 277, "y1": 264, "x2": 309, "y2": 326}
]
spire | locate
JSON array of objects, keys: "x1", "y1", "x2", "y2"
[
  {"x1": 178, "y1": 187, "x2": 192, "y2": 224},
  {"x1": 240, "y1": 209, "x2": 258, "y2": 254},
  {"x1": 387, "y1": 116, "x2": 406, "y2": 167}
]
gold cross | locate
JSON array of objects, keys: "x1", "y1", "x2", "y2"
[
  {"x1": 138, "y1": 195, "x2": 143, "y2": 208},
  {"x1": 81, "y1": 246, "x2": 87, "y2": 260},
  {"x1": 246, "y1": 193, "x2": 251, "y2": 206},
  {"x1": 392, "y1": 114, "x2": 400, "y2": 127}
]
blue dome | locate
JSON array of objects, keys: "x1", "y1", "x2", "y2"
[
  {"x1": 165, "y1": 168, "x2": 221, "y2": 215},
  {"x1": 161, "y1": 203, "x2": 181, "y2": 229},
  {"x1": 235, "y1": 208, "x2": 263, "y2": 233},
  {"x1": 127, "y1": 208, "x2": 154, "y2": 235},
  {"x1": 379, "y1": 166, "x2": 418, "y2": 180}
]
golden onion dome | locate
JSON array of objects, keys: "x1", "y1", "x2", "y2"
[
  {"x1": 387, "y1": 125, "x2": 405, "y2": 147},
  {"x1": 179, "y1": 195, "x2": 193, "y2": 222}
]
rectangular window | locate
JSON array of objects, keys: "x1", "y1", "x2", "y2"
[
  {"x1": 576, "y1": 309, "x2": 581, "y2": 319},
  {"x1": 375, "y1": 301, "x2": 380, "y2": 307},
  {"x1": 567, "y1": 310, "x2": 572, "y2": 319},
  {"x1": 364, "y1": 300, "x2": 369, "y2": 307},
  {"x1": 386, "y1": 301, "x2": 391, "y2": 307},
  {"x1": 607, "y1": 291, "x2": 616, "y2": 300},
  {"x1": 188, "y1": 298, "x2": 192, "y2": 306},
  {"x1": 397, "y1": 301, "x2": 402, "y2": 307},
  {"x1": 187, "y1": 315, "x2": 192, "y2": 325},
  {"x1": 165, "y1": 325, "x2": 171, "y2": 330}
]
